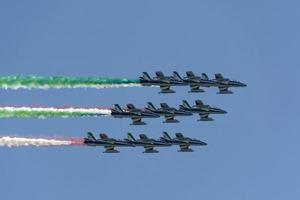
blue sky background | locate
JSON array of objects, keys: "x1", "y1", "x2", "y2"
[{"x1": 0, "y1": 1, "x2": 299, "y2": 199}]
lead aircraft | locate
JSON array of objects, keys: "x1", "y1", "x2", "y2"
[
  {"x1": 160, "y1": 132, "x2": 207, "y2": 152},
  {"x1": 179, "y1": 100, "x2": 227, "y2": 121}
]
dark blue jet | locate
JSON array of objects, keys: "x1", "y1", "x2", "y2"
[
  {"x1": 84, "y1": 132, "x2": 133, "y2": 153},
  {"x1": 145, "y1": 102, "x2": 193, "y2": 123},
  {"x1": 111, "y1": 104, "x2": 160, "y2": 125},
  {"x1": 172, "y1": 71, "x2": 216, "y2": 93},
  {"x1": 179, "y1": 100, "x2": 227, "y2": 121},
  {"x1": 213, "y1": 73, "x2": 247, "y2": 94},
  {"x1": 160, "y1": 132, "x2": 207, "y2": 152},
  {"x1": 124, "y1": 133, "x2": 171, "y2": 153},
  {"x1": 139, "y1": 71, "x2": 187, "y2": 93}
]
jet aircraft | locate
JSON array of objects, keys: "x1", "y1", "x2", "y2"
[
  {"x1": 84, "y1": 132, "x2": 133, "y2": 153},
  {"x1": 179, "y1": 100, "x2": 227, "y2": 121},
  {"x1": 173, "y1": 71, "x2": 216, "y2": 93},
  {"x1": 139, "y1": 71, "x2": 187, "y2": 93},
  {"x1": 160, "y1": 132, "x2": 207, "y2": 152},
  {"x1": 145, "y1": 102, "x2": 192, "y2": 123},
  {"x1": 213, "y1": 73, "x2": 247, "y2": 94},
  {"x1": 111, "y1": 104, "x2": 160, "y2": 125},
  {"x1": 124, "y1": 133, "x2": 171, "y2": 153}
]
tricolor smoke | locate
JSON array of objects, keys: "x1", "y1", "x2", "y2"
[
  {"x1": 0, "y1": 107, "x2": 111, "y2": 118},
  {"x1": 0, "y1": 136, "x2": 84, "y2": 147},
  {"x1": 0, "y1": 76, "x2": 141, "y2": 90}
]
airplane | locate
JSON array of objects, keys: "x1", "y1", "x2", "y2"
[
  {"x1": 124, "y1": 133, "x2": 171, "y2": 153},
  {"x1": 139, "y1": 71, "x2": 187, "y2": 93},
  {"x1": 111, "y1": 104, "x2": 160, "y2": 125},
  {"x1": 84, "y1": 132, "x2": 133, "y2": 153},
  {"x1": 145, "y1": 102, "x2": 193, "y2": 123},
  {"x1": 160, "y1": 132, "x2": 207, "y2": 152},
  {"x1": 213, "y1": 73, "x2": 247, "y2": 94},
  {"x1": 173, "y1": 71, "x2": 216, "y2": 93},
  {"x1": 179, "y1": 100, "x2": 227, "y2": 121}
]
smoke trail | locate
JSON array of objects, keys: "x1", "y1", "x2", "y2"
[
  {"x1": 0, "y1": 136, "x2": 84, "y2": 147},
  {"x1": 0, "y1": 76, "x2": 141, "y2": 90},
  {"x1": 0, "y1": 107, "x2": 111, "y2": 119}
]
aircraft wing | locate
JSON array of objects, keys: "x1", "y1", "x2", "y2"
[
  {"x1": 218, "y1": 85, "x2": 229, "y2": 93},
  {"x1": 179, "y1": 143, "x2": 190, "y2": 151},
  {"x1": 131, "y1": 116, "x2": 142, "y2": 123},
  {"x1": 199, "y1": 113, "x2": 213, "y2": 121},
  {"x1": 164, "y1": 114, "x2": 175, "y2": 122},
  {"x1": 143, "y1": 145, "x2": 158, "y2": 153},
  {"x1": 189, "y1": 83, "x2": 200, "y2": 92},
  {"x1": 160, "y1": 84, "x2": 172, "y2": 92},
  {"x1": 103, "y1": 145, "x2": 118, "y2": 153}
]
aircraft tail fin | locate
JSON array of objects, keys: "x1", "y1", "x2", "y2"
[
  {"x1": 127, "y1": 133, "x2": 136, "y2": 141},
  {"x1": 87, "y1": 132, "x2": 97, "y2": 141},
  {"x1": 113, "y1": 104, "x2": 123, "y2": 112},
  {"x1": 162, "y1": 132, "x2": 172, "y2": 140},
  {"x1": 201, "y1": 73, "x2": 209, "y2": 80},
  {"x1": 141, "y1": 72, "x2": 152, "y2": 80},
  {"x1": 126, "y1": 104, "x2": 136, "y2": 110},
  {"x1": 195, "y1": 100, "x2": 204, "y2": 107},
  {"x1": 182, "y1": 100, "x2": 192, "y2": 109},
  {"x1": 173, "y1": 71, "x2": 183, "y2": 80},
  {"x1": 186, "y1": 71, "x2": 195, "y2": 78},
  {"x1": 215, "y1": 73, "x2": 224, "y2": 80},
  {"x1": 147, "y1": 102, "x2": 157, "y2": 111}
]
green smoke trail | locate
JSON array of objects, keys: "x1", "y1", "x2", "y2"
[
  {"x1": 0, "y1": 107, "x2": 111, "y2": 119},
  {"x1": 0, "y1": 76, "x2": 141, "y2": 89}
]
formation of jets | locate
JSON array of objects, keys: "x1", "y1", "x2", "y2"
[
  {"x1": 140, "y1": 71, "x2": 247, "y2": 94},
  {"x1": 84, "y1": 132, "x2": 207, "y2": 153},
  {"x1": 89, "y1": 71, "x2": 246, "y2": 154},
  {"x1": 111, "y1": 100, "x2": 227, "y2": 125}
]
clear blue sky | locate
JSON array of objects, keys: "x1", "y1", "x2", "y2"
[{"x1": 0, "y1": 1, "x2": 299, "y2": 200}]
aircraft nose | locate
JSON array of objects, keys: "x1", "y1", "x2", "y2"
[
  {"x1": 219, "y1": 109, "x2": 227, "y2": 114},
  {"x1": 239, "y1": 82, "x2": 247, "y2": 87}
]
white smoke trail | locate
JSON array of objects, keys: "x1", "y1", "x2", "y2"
[
  {"x1": 0, "y1": 107, "x2": 112, "y2": 114},
  {"x1": 0, "y1": 136, "x2": 76, "y2": 147}
]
